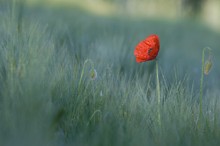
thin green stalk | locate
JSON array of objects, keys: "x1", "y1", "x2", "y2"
[
  {"x1": 199, "y1": 48, "x2": 205, "y2": 118},
  {"x1": 199, "y1": 47, "x2": 212, "y2": 128},
  {"x1": 156, "y1": 59, "x2": 161, "y2": 127},
  {"x1": 86, "y1": 110, "x2": 102, "y2": 126},
  {"x1": 78, "y1": 60, "x2": 89, "y2": 88},
  {"x1": 78, "y1": 59, "x2": 94, "y2": 88}
]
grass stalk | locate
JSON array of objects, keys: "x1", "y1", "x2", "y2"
[
  {"x1": 78, "y1": 59, "x2": 94, "y2": 88},
  {"x1": 199, "y1": 47, "x2": 212, "y2": 127},
  {"x1": 199, "y1": 48, "x2": 205, "y2": 118},
  {"x1": 156, "y1": 59, "x2": 161, "y2": 127}
]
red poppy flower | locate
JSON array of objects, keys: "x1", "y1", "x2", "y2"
[{"x1": 134, "y1": 34, "x2": 160, "y2": 63}]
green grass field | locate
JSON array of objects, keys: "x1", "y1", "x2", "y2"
[{"x1": 0, "y1": 1, "x2": 220, "y2": 146}]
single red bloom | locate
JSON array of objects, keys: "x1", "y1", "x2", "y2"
[{"x1": 134, "y1": 34, "x2": 160, "y2": 63}]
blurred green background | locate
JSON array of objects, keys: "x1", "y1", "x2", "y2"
[
  {"x1": 0, "y1": 0, "x2": 220, "y2": 146},
  {"x1": 16, "y1": 0, "x2": 220, "y2": 87},
  {"x1": 26, "y1": 0, "x2": 220, "y2": 30}
]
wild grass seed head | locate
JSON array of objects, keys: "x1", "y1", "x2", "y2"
[
  {"x1": 204, "y1": 52, "x2": 213, "y2": 75},
  {"x1": 89, "y1": 68, "x2": 97, "y2": 80},
  {"x1": 204, "y1": 60, "x2": 212, "y2": 75}
]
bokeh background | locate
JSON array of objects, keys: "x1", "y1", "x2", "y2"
[
  {"x1": 26, "y1": 0, "x2": 220, "y2": 30},
  {"x1": 18, "y1": 0, "x2": 220, "y2": 87},
  {"x1": 0, "y1": 0, "x2": 220, "y2": 146}
]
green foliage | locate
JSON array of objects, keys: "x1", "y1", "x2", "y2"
[{"x1": 0, "y1": 1, "x2": 220, "y2": 146}]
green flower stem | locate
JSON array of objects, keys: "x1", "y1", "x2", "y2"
[
  {"x1": 199, "y1": 48, "x2": 205, "y2": 118},
  {"x1": 199, "y1": 47, "x2": 212, "y2": 127},
  {"x1": 156, "y1": 59, "x2": 161, "y2": 127}
]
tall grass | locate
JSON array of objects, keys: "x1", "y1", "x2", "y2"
[{"x1": 0, "y1": 1, "x2": 220, "y2": 146}]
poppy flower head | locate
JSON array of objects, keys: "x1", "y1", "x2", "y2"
[{"x1": 134, "y1": 34, "x2": 160, "y2": 63}]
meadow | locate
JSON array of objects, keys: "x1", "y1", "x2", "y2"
[{"x1": 0, "y1": 1, "x2": 220, "y2": 146}]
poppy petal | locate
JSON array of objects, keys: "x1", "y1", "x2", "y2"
[
  {"x1": 134, "y1": 34, "x2": 160, "y2": 63},
  {"x1": 136, "y1": 57, "x2": 147, "y2": 63}
]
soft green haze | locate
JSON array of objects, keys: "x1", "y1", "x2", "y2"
[{"x1": 0, "y1": 1, "x2": 220, "y2": 146}]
